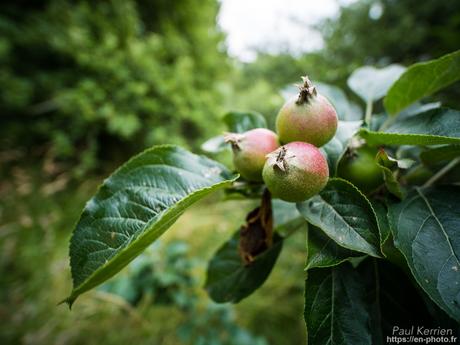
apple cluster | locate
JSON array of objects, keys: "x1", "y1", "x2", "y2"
[{"x1": 225, "y1": 76, "x2": 338, "y2": 202}]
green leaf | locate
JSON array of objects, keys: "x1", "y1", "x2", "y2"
[
  {"x1": 297, "y1": 178, "x2": 381, "y2": 257},
  {"x1": 389, "y1": 186, "x2": 460, "y2": 322},
  {"x1": 377, "y1": 164, "x2": 402, "y2": 199},
  {"x1": 272, "y1": 199, "x2": 306, "y2": 236},
  {"x1": 371, "y1": 200, "x2": 391, "y2": 246},
  {"x1": 358, "y1": 259, "x2": 450, "y2": 342},
  {"x1": 205, "y1": 232, "x2": 283, "y2": 303},
  {"x1": 385, "y1": 50, "x2": 460, "y2": 115},
  {"x1": 201, "y1": 111, "x2": 268, "y2": 153},
  {"x1": 375, "y1": 150, "x2": 406, "y2": 199},
  {"x1": 320, "y1": 120, "x2": 363, "y2": 176},
  {"x1": 320, "y1": 137, "x2": 343, "y2": 177},
  {"x1": 306, "y1": 226, "x2": 361, "y2": 270},
  {"x1": 359, "y1": 108, "x2": 460, "y2": 146},
  {"x1": 66, "y1": 145, "x2": 237, "y2": 306},
  {"x1": 335, "y1": 120, "x2": 362, "y2": 146},
  {"x1": 316, "y1": 82, "x2": 363, "y2": 120},
  {"x1": 420, "y1": 145, "x2": 460, "y2": 166},
  {"x1": 347, "y1": 64, "x2": 406, "y2": 103},
  {"x1": 223, "y1": 111, "x2": 267, "y2": 133},
  {"x1": 306, "y1": 258, "x2": 453, "y2": 345},
  {"x1": 201, "y1": 135, "x2": 227, "y2": 153},
  {"x1": 398, "y1": 101, "x2": 441, "y2": 120},
  {"x1": 272, "y1": 199, "x2": 299, "y2": 227},
  {"x1": 304, "y1": 263, "x2": 372, "y2": 345},
  {"x1": 223, "y1": 182, "x2": 265, "y2": 200},
  {"x1": 371, "y1": 200, "x2": 406, "y2": 267}
]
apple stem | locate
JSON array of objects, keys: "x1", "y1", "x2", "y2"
[
  {"x1": 364, "y1": 99, "x2": 373, "y2": 127},
  {"x1": 422, "y1": 157, "x2": 460, "y2": 188}
]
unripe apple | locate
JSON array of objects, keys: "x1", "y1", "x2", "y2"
[
  {"x1": 337, "y1": 146, "x2": 383, "y2": 192},
  {"x1": 262, "y1": 141, "x2": 329, "y2": 202},
  {"x1": 225, "y1": 128, "x2": 279, "y2": 182},
  {"x1": 276, "y1": 76, "x2": 338, "y2": 147}
]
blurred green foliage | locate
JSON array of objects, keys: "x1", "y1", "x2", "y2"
[
  {"x1": 99, "y1": 241, "x2": 196, "y2": 308},
  {"x1": 0, "y1": 166, "x2": 306, "y2": 344},
  {"x1": 0, "y1": 0, "x2": 228, "y2": 176},
  {"x1": 2, "y1": 0, "x2": 458, "y2": 175},
  {"x1": 99, "y1": 241, "x2": 269, "y2": 345},
  {"x1": 321, "y1": 0, "x2": 460, "y2": 70},
  {"x1": 234, "y1": 0, "x2": 460, "y2": 120}
]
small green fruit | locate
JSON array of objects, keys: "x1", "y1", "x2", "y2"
[
  {"x1": 338, "y1": 146, "x2": 383, "y2": 192},
  {"x1": 276, "y1": 76, "x2": 338, "y2": 147},
  {"x1": 262, "y1": 141, "x2": 329, "y2": 202},
  {"x1": 225, "y1": 128, "x2": 279, "y2": 182}
]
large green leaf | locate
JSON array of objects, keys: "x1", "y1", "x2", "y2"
[
  {"x1": 359, "y1": 108, "x2": 460, "y2": 146},
  {"x1": 223, "y1": 111, "x2": 267, "y2": 133},
  {"x1": 359, "y1": 259, "x2": 454, "y2": 342},
  {"x1": 297, "y1": 178, "x2": 381, "y2": 257},
  {"x1": 306, "y1": 226, "x2": 361, "y2": 270},
  {"x1": 385, "y1": 50, "x2": 460, "y2": 115},
  {"x1": 389, "y1": 186, "x2": 460, "y2": 321},
  {"x1": 205, "y1": 232, "x2": 283, "y2": 303},
  {"x1": 66, "y1": 145, "x2": 237, "y2": 306},
  {"x1": 305, "y1": 259, "x2": 455, "y2": 345},
  {"x1": 304, "y1": 263, "x2": 372, "y2": 345},
  {"x1": 347, "y1": 64, "x2": 406, "y2": 103}
]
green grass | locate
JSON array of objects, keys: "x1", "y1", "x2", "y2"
[{"x1": 0, "y1": 167, "x2": 307, "y2": 345}]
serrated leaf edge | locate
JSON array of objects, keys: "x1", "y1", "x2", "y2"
[
  {"x1": 298, "y1": 178, "x2": 383, "y2": 258},
  {"x1": 63, "y1": 145, "x2": 237, "y2": 307},
  {"x1": 359, "y1": 128, "x2": 460, "y2": 145}
]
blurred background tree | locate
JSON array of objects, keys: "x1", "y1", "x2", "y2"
[
  {"x1": 0, "y1": 0, "x2": 228, "y2": 177},
  {"x1": 2, "y1": 0, "x2": 459, "y2": 175},
  {"x1": 233, "y1": 0, "x2": 460, "y2": 122}
]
